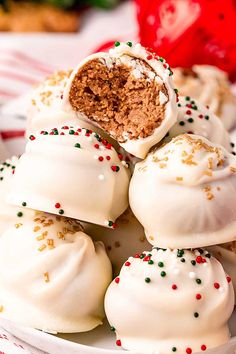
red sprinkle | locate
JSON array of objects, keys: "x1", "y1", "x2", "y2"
[
  {"x1": 196, "y1": 294, "x2": 202, "y2": 300},
  {"x1": 199, "y1": 114, "x2": 203, "y2": 119},
  {"x1": 134, "y1": 254, "x2": 140, "y2": 258},
  {"x1": 62, "y1": 126, "x2": 69, "y2": 129},
  {"x1": 115, "y1": 277, "x2": 120, "y2": 284},
  {"x1": 186, "y1": 110, "x2": 192, "y2": 115},
  {"x1": 112, "y1": 223, "x2": 117, "y2": 229},
  {"x1": 186, "y1": 348, "x2": 192, "y2": 354},
  {"x1": 98, "y1": 156, "x2": 104, "y2": 162},
  {"x1": 118, "y1": 153, "x2": 123, "y2": 160},
  {"x1": 214, "y1": 282, "x2": 220, "y2": 289},
  {"x1": 106, "y1": 156, "x2": 111, "y2": 161},
  {"x1": 116, "y1": 340, "x2": 121, "y2": 347},
  {"x1": 196, "y1": 256, "x2": 203, "y2": 264},
  {"x1": 60, "y1": 132, "x2": 65, "y2": 135},
  {"x1": 172, "y1": 284, "x2": 177, "y2": 290},
  {"x1": 146, "y1": 54, "x2": 153, "y2": 60},
  {"x1": 143, "y1": 256, "x2": 151, "y2": 262},
  {"x1": 227, "y1": 276, "x2": 232, "y2": 283},
  {"x1": 77, "y1": 128, "x2": 82, "y2": 132},
  {"x1": 201, "y1": 345, "x2": 207, "y2": 351},
  {"x1": 94, "y1": 144, "x2": 100, "y2": 149},
  {"x1": 55, "y1": 203, "x2": 61, "y2": 209},
  {"x1": 125, "y1": 261, "x2": 131, "y2": 267},
  {"x1": 29, "y1": 135, "x2": 35, "y2": 140}
]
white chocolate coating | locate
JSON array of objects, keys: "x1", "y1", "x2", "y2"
[
  {"x1": 63, "y1": 42, "x2": 178, "y2": 159},
  {"x1": 0, "y1": 212, "x2": 112, "y2": 333},
  {"x1": 0, "y1": 157, "x2": 33, "y2": 235},
  {"x1": 27, "y1": 70, "x2": 79, "y2": 136},
  {"x1": 83, "y1": 208, "x2": 151, "y2": 276},
  {"x1": 208, "y1": 242, "x2": 236, "y2": 303},
  {"x1": 166, "y1": 96, "x2": 233, "y2": 152},
  {"x1": 173, "y1": 65, "x2": 236, "y2": 130},
  {"x1": 8, "y1": 127, "x2": 131, "y2": 227},
  {"x1": 105, "y1": 248, "x2": 234, "y2": 354},
  {"x1": 130, "y1": 134, "x2": 236, "y2": 248}
]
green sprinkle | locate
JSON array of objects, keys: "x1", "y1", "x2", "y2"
[
  {"x1": 114, "y1": 41, "x2": 120, "y2": 47},
  {"x1": 185, "y1": 96, "x2": 190, "y2": 101},
  {"x1": 205, "y1": 115, "x2": 209, "y2": 120},
  {"x1": 59, "y1": 209, "x2": 64, "y2": 215},
  {"x1": 126, "y1": 41, "x2": 132, "y2": 47},
  {"x1": 160, "y1": 271, "x2": 166, "y2": 277},
  {"x1": 69, "y1": 130, "x2": 75, "y2": 135},
  {"x1": 179, "y1": 121, "x2": 185, "y2": 126},
  {"x1": 159, "y1": 57, "x2": 164, "y2": 62},
  {"x1": 22, "y1": 202, "x2": 27, "y2": 207},
  {"x1": 148, "y1": 260, "x2": 154, "y2": 265},
  {"x1": 178, "y1": 103, "x2": 182, "y2": 107},
  {"x1": 180, "y1": 258, "x2": 185, "y2": 263},
  {"x1": 188, "y1": 118, "x2": 194, "y2": 123},
  {"x1": 172, "y1": 347, "x2": 177, "y2": 352},
  {"x1": 140, "y1": 254, "x2": 145, "y2": 259},
  {"x1": 174, "y1": 88, "x2": 178, "y2": 93},
  {"x1": 177, "y1": 250, "x2": 184, "y2": 257},
  {"x1": 194, "y1": 312, "x2": 199, "y2": 318},
  {"x1": 191, "y1": 260, "x2": 196, "y2": 266},
  {"x1": 0, "y1": 177, "x2": 3, "y2": 181},
  {"x1": 158, "y1": 262, "x2": 164, "y2": 268},
  {"x1": 74, "y1": 143, "x2": 81, "y2": 148},
  {"x1": 110, "y1": 326, "x2": 116, "y2": 332},
  {"x1": 196, "y1": 278, "x2": 202, "y2": 284},
  {"x1": 17, "y1": 212, "x2": 23, "y2": 217},
  {"x1": 108, "y1": 221, "x2": 113, "y2": 227},
  {"x1": 145, "y1": 277, "x2": 151, "y2": 283}
]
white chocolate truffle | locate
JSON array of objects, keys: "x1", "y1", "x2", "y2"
[
  {"x1": 63, "y1": 42, "x2": 178, "y2": 159},
  {"x1": 27, "y1": 70, "x2": 78, "y2": 135},
  {"x1": 83, "y1": 208, "x2": 151, "y2": 276},
  {"x1": 173, "y1": 65, "x2": 236, "y2": 130},
  {"x1": 8, "y1": 126, "x2": 131, "y2": 227},
  {"x1": 165, "y1": 95, "x2": 233, "y2": 152},
  {"x1": 130, "y1": 134, "x2": 236, "y2": 248},
  {"x1": 0, "y1": 212, "x2": 112, "y2": 333},
  {"x1": 0, "y1": 157, "x2": 33, "y2": 235},
  {"x1": 105, "y1": 248, "x2": 234, "y2": 354},
  {"x1": 208, "y1": 242, "x2": 236, "y2": 303}
]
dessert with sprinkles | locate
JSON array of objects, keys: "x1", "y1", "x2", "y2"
[
  {"x1": 209, "y1": 241, "x2": 236, "y2": 302},
  {"x1": 83, "y1": 208, "x2": 151, "y2": 276},
  {"x1": 130, "y1": 134, "x2": 236, "y2": 248},
  {"x1": 164, "y1": 95, "x2": 233, "y2": 152},
  {"x1": 173, "y1": 65, "x2": 236, "y2": 131},
  {"x1": 0, "y1": 211, "x2": 112, "y2": 333},
  {"x1": 8, "y1": 126, "x2": 131, "y2": 227},
  {"x1": 0, "y1": 156, "x2": 34, "y2": 235},
  {"x1": 105, "y1": 247, "x2": 234, "y2": 354},
  {"x1": 62, "y1": 41, "x2": 178, "y2": 159},
  {"x1": 1, "y1": 41, "x2": 236, "y2": 353}
]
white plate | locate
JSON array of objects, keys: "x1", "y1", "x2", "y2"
[{"x1": 0, "y1": 95, "x2": 236, "y2": 354}]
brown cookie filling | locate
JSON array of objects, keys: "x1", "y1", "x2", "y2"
[{"x1": 69, "y1": 58, "x2": 168, "y2": 143}]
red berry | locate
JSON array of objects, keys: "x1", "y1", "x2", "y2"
[
  {"x1": 201, "y1": 345, "x2": 207, "y2": 351},
  {"x1": 214, "y1": 282, "x2": 220, "y2": 289},
  {"x1": 115, "y1": 277, "x2": 120, "y2": 284},
  {"x1": 116, "y1": 340, "x2": 121, "y2": 347},
  {"x1": 125, "y1": 261, "x2": 131, "y2": 267}
]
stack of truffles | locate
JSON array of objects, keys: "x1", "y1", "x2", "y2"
[{"x1": 0, "y1": 42, "x2": 236, "y2": 354}]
